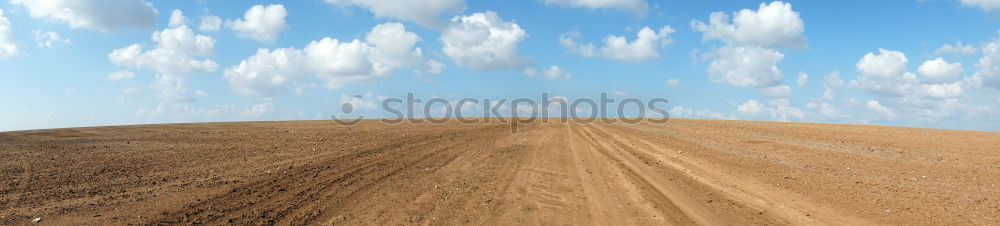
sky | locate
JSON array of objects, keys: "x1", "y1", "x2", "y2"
[{"x1": 2, "y1": 0, "x2": 1000, "y2": 132}]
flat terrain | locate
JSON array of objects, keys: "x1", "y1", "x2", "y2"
[{"x1": 1, "y1": 119, "x2": 998, "y2": 225}]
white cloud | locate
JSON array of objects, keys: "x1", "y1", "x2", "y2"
[
  {"x1": 935, "y1": 41, "x2": 977, "y2": 55},
  {"x1": 225, "y1": 22, "x2": 442, "y2": 97},
  {"x1": 241, "y1": 99, "x2": 274, "y2": 117},
  {"x1": 919, "y1": 82, "x2": 964, "y2": 99},
  {"x1": 668, "y1": 106, "x2": 693, "y2": 118},
  {"x1": 825, "y1": 71, "x2": 844, "y2": 89},
  {"x1": 737, "y1": 99, "x2": 803, "y2": 122},
  {"x1": 857, "y1": 48, "x2": 908, "y2": 79},
  {"x1": 199, "y1": 15, "x2": 221, "y2": 31},
  {"x1": 168, "y1": 9, "x2": 190, "y2": 27},
  {"x1": 848, "y1": 48, "x2": 971, "y2": 122},
  {"x1": 339, "y1": 93, "x2": 379, "y2": 112},
  {"x1": 107, "y1": 70, "x2": 136, "y2": 81},
  {"x1": 960, "y1": 0, "x2": 1000, "y2": 11},
  {"x1": 866, "y1": 100, "x2": 896, "y2": 121},
  {"x1": 768, "y1": 101, "x2": 804, "y2": 122},
  {"x1": 33, "y1": 30, "x2": 71, "y2": 48},
  {"x1": 760, "y1": 85, "x2": 792, "y2": 98},
  {"x1": 542, "y1": 0, "x2": 648, "y2": 15},
  {"x1": 11, "y1": 0, "x2": 158, "y2": 32},
  {"x1": 822, "y1": 71, "x2": 843, "y2": 100},
  {"x1": 806, "y1": 101, "x2": 844, "y2": 119},
  {"x1": 666, "y1": 79, "x2": 679, "y2": 87},
  {"x1": 668, "y1": 105, "x2": 737, "y2": 120},
  {"x1": 108, "y1": 10, "x2": 218, "y2": 101},
  {"x1": 703, "y1": 45, "x2": 784, "y2": 88},
  {"x1": 0, "y1": 9, "x2": 17, "y2": 58},
  {"x1": 807, "y1": 71, "x2": 847, "y2": 120},
  {"x1": 917, "y1": 57, "x2": 963, "y2": 83},
  {"x1": 691, "y1": 1, "x2": 806, "y2": 48},
  {"x1": 441, "y1": 11, "x2": 531, "y2": 71},
  {"x1": 324, "y1": 0, "x2": 465, "y2": 29},
  {"x1": 853, "y1": 49, "x2": 966, "y2": 101},
  {"x1": 560, "y1": 26, "x2": 674, "y2": 62},
  {"x1": 226, "y1": 4, "x2": 287, "y2": 43},
  {"x1": 737, "y1": 99, "x2": 765, "y2": 115},
  {"x1": 970, "y1": 37, "x2": 1000, "y2": 89},
  {"x1": 851, "y1": 48, "x2": 918, "y2": 97},
  {"x1": 796, "y1": 72, "x2": 808, "y2": 87},
  {"x1": 523, "y1": 65, "x2": 572, "y2": 80}
]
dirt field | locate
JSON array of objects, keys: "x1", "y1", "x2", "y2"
[{"x1": 1, "y1": 119, "x2": 998, "y2": 225}]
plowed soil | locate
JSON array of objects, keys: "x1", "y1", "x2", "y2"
[{"x1": 1, "y1": 120, "x2": 998, "y2": 225}]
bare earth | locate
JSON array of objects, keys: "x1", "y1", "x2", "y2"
[{"x1": 1, "y1": 119, "x2": 998, "y2": 225}]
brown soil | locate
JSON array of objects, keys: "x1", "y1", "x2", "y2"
[{"x1": 1, "y1": 119, "x2": 997, "y2": 225}]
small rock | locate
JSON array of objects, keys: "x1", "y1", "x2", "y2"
[
  {"x1": 677, "y1": 151, "x2": 683, "y2": 154},
  {"x1": 33, "y1": 217, "x2": 41, "y2": 223}
]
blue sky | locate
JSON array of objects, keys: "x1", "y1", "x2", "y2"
[{"x1": 2, "y1": 0, "x2": 1000, "y2": 132}]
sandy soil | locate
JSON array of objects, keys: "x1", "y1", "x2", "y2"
[{"x1": 0, "y1": 119, "x2": 997, "y2": 225}]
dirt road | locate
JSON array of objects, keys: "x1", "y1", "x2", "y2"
[{"x1": 1, "y1": 120, "x2": 998, "y2": 225}]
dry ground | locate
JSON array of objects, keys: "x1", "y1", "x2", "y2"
[{"x1": 0, "y1": 119, "x2": 998, "y2": 225}]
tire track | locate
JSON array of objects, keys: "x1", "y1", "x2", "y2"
[
  {"x1": 572, "y1": 123, "x2": 721, "y2": 225},
  {"x1": 152, "y1": 125, "x2": 506, "y2": 225},
  {"x1": 593, "y1": 123, "x2": 872, "y2": 225}
]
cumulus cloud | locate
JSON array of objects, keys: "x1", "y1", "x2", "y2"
[
  {"x1": 0, "y1": 9, "x2": 17, "y2": 58},
  {"x1": 852, "y1": 49, "x2": 966, "y2": 101},
  {"x1": 852, "y1": 48, "x2": 918, "y2": 97},
  {"x1": 806, "y1": 102, "x2": 843, "y2": 119},
  {"x1": 935, "y1": 41, "x2": 977, "y2": 55},
  {"x1": 241, "y1": 99, "x2": 274, "y2": 117},
  {"x1": 822, "y1": 71, "x2": 843, "y2": 100},
  {"x1": 917, "y1": 57, "x2": 964, "y2": 83},
  {"x1": 107, "y1": 10, "x2": 218, "y2": 101},
  {"x1": 703, "y1": 45, "x2": 784, "y2": 88},
  {"x1": 850, "y1": 49, "x2": 971, "y2": 122},
  {"x1": 168, "y1": 9, "x2": 190, "y2": 27},
  {"x1": 668, "y1": 105, "x2": 737, "y2": 120},
  {"x1": 959, "y1": 0, "x2": 1000, "y2": 11},
  {"x1": 691, "y1": 1, "x2": 806, "y2": 49},
  {"x1": 11, "y1": 0, "x2": 158, "y2": 32},
  {"x1": 866, "y1": 100, "x2": 896, "y2": 120},
  {"x1": 522, "y1": 65, "x2": 572, "y2": 80},
  {"x1": 325, "y1": 0, "x2": 465, "y2": 29},
  {"x1": 737, "y1": 99, "x2": 765, "y2": 115},
  {"x1": 807, "y1": 71, "x2": 847, "y2": 120},
  {"x1": 737, "y1": 99, "x2": 803, "y2": 122},
  {"x1": 560, "y1": 26, "x2": 675, "y2": 62},
  {"x1": 440, "y1": 11, "x2": 531, "y2": 71},
  {"x1": 970, "y1": 37, "x2": 1000, "y2": 89},
  {"x1": 33, "y1": 30, "x2": 71, "y2": 48},
  {"x1": 226, "y1": 4, "x2": 287, "y2": 42},
  {"x1": 760, "y1": 85, "x2": 792, "y2": 98},
  {"x1": 796, "y1": 72, "x2": 808, "y2": 87},
  {"x1": 225, "y1": 22, "x2": 442, "y2": 97},
  {"x1": 541, "y1": 0, "x2": 648, "y2": 15},
  {"x1": 199, "y1": 15, "x2": 221, "y2": 31},
  {"x1": 693, "y1": 1, "x2": 805, "y2": 96}
]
